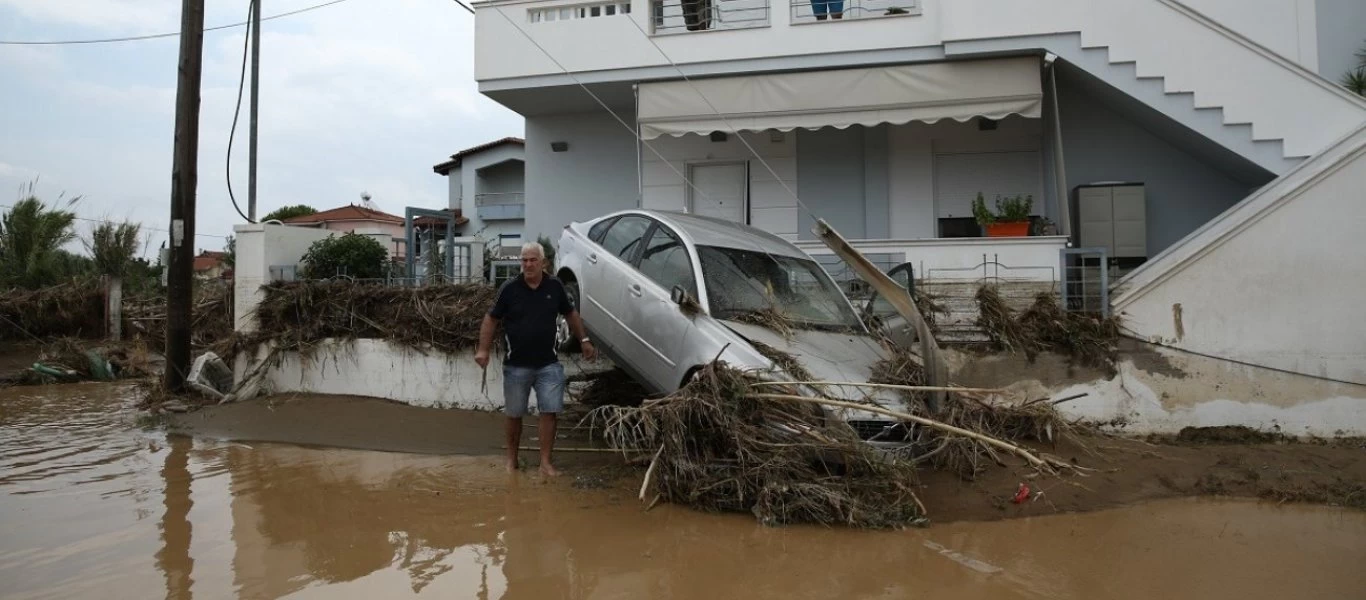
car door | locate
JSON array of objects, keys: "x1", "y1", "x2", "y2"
[
  {"x1": 585, "y1": 215, "x2": 652, "y2": 360},
  {"x1": 615, "y1": 222, "x2": 700, "y2": 391}
]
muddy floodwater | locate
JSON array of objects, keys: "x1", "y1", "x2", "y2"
[{"x1": 3, "y1": 383, "x2": 1365, "y2": 599}]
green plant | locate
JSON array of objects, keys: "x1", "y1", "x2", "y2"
[
  {"x1": 299, "y1": 232, "x2": 388, "y2": 280},
  {"x1": 1340, "y1": 41, "x2": 1366, "y2": 97},
  {"x1": 0, "y1": 191, "x2": 81, "y2": 289},
  {"x1": 86, "y1": 220, "x2": 142, "y2": 277},
  {"x1": 971, "y1": 192, "x2": 1033, "y2": 225},
  {"x1": 537, "y1": 234, "x2": 556, "y2": 271},
  {"x1": 260, "y1": 204, "x2": 318, "y2": 223}
]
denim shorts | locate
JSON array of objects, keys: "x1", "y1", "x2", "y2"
[
  {"x1": 503, "y1": 362, "x2": 566, "y2": 418},
  {"x1": 812, "y1": 0, "x2": 843, "y2": 15}
]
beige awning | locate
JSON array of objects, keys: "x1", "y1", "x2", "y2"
[{"x1": 637, "y1": 57, "x2": 1043, "y2": 140}]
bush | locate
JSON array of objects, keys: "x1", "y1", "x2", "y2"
[
  {"x1": 299, "y1": 232, "x2": 388, "y2": 280},
  {"x1": 261, "y1": 204, "x2": 318, "y2": 223},
  {"x1": 972, "y1": 192, "x2": 1033, "y2": 225}
]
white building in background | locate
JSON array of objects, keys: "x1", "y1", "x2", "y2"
[
  {"x1": 464, "y1": 0, "x2": 1366, "y2": 433},
  {"x1": 433, "y1": 137, "x2": 527, "y2": 258}
]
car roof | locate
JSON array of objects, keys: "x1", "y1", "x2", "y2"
[{"x1": 606, "y1": 209, "x2": 811, "y2": 260}]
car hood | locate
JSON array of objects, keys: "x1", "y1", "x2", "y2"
[{"x1": 720, "y1": 320, "x2": 909, "y2": 413}]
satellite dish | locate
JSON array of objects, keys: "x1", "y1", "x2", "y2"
[{"x1": 359, "y1": 191, "x2": 378, "y2": 211}]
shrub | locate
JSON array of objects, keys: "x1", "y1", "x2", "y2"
[
  {"x1": 299, "y1": 232, "x2": 388, "y2": 280},
  {"x1": 972, "y1": 192, "x2": 1033, "y2": 225}
]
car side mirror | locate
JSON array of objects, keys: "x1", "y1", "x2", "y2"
[{"x1": 670, "y1": 285, "x2": 686, "y2": 305}]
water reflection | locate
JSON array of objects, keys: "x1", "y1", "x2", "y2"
[
  {"x1": 2, "y1": 383, "x2": 1364, "y2": 600},
  {"x1": 156, "y1": 435, "x2": 194, "y2": 600}
]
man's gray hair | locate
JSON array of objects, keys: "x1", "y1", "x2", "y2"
[{"x1": 520, "y1": 241, "x2": 545, "y2": 258}]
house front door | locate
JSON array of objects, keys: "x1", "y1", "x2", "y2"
[{"x1": 688, "y1": 162, "x2": 747, "y2": 224}]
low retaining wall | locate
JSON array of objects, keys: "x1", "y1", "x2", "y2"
[
  {"x1": 233, "y1": 339, "x2": 606, "y2": 412},
  {"x1": 950, "y1": 341, "x2": 1366, "y2": 437}
]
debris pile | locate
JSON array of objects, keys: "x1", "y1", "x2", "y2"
[
  {"x1": 591, "y1": 362, "x2": 928, "y2": 529},
  {"x1": 0, "y1": 279, "x2": 104, "y2": 341},
  {"x1": 975, "y1": 286, "x2": 1121, "y2": 373},
  {"x1": 230, "y1": 281, "x2": 498, "y2": 356}
]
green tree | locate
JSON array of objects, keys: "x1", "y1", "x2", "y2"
[
  {"x1": 1341, "y1": 41, "x2": 1366, "y2": 97},
  {"x1": 0, "y1": 194, "x2": 80, "y2": 288},
  {"x1": 261, "y1": 204, "x2": 318, "y2": 223},
  {"x1": 299, "y1": 232, "x2": 388, "y2": 280},
  {"x1": 224, "y1": 235, "x2": 236, "y2": 268},
  {"x1": 537, "y1": 234, "x2": 556, "y2": 271},
  {"x1": 86, "y1": 220, "x2": 142, "y2": 277}
]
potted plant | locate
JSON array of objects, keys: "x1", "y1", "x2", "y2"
[{"x1": 972, "y1": 192, "x2": 1033, "y2": 237}]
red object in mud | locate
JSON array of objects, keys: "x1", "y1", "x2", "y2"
[{"x1": 1012, "y1": 483, "x2": 1030, "y2": 504}]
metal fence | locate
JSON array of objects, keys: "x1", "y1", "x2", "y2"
[
  {"x1": 789, "y1": 0, "x2": 917, "y2": 23},
  {"x1": 475, "y1": 192, "x2": 525, "y2": 206},
  {"x1": 1059, "y1": 247, "x2": 1110, "y2": 317},
  {"x1": 266, "y1": 240, "x2": 487, "y2": 287},
  {"x1": 651, "y1": 0, "x2": 769, "y2": 33}
]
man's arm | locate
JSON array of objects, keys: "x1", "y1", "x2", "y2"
[
  {"x1": 566, "y1": 310, "x2": 596, "y2": 360},
  {"x1": 475, "y1": 314, "x2": 499, "y2": 368}
]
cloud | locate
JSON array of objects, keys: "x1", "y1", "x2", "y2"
[{"x1": 0, "y1": 0, "x2": 523, "y2": 254}]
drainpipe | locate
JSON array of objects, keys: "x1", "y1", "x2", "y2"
[
  {"x1": 634, "y1": 83, "x2": 643, "y2": 207},
  {"x1": 1045, "y1": 53, "x2": 1071, "y2": 239}
]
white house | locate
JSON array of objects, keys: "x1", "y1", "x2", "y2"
[
  {"x1": 470, "y1": 0, "x2": 1366, "y2": 394},
  {"x1": 433, "y1": 137, "x2": 527, "y2": 257}
]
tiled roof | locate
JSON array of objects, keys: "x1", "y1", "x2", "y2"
[
  {"x1": 281, "y1": 204, "x2": 405, "y2": 225},
  {"x1": 433, "y1": 137, "x2": 524, "y2": 174}
]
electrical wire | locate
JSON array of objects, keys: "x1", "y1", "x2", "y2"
[
  {"x1": 0, "y1": 0, "x2": 359, "y2": 45},
  {"x1": 450, "y1": 0, "x2": 475, "y2": 15},
  {"x1": 226, "y1": 0, "x2": 255, "y2": 223},
  {"x1": 0, "y1": 204, "x2": 231, "y2": 239}
]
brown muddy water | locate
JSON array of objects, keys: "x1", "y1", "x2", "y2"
[{"x1": 3, "y1": 383, "x2": 1365, "y2": 599}]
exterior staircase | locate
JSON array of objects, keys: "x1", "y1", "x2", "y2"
[{"x1": 940, "y1": 0, "x2": 1366, "y2": 176}]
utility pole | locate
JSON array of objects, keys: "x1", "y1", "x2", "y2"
[
  {"x1": 166, "y1": 0, "x2": 205, "y2": 393},
  {"x1": 248, "y1": 0, "x2": 261, "y2": 221}
]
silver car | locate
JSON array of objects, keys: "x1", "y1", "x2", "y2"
[{"x1": 555, "y1": 209, "x2": 914, "y2": 445}]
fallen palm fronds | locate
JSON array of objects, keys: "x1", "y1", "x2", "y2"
[
  {"x1": 976, "y1": 286, "x2": 1121, "y2": 374},
  {"x1": 591, "y1": 362, "x2": 927, "y2": 529},
  {"x1": 0, "y1": 278, "x2": 104, "y2": 341},
  {"x1": 226, "y1": 280, "x2": 498, "y2": 358},
  {"x1": 748, "y1": 339, "x2": 816, "y2": 385},
  {"x1": 731, "y1": 307, "x2": 795, "y2": 340},
  {"x1": 576, "y1": 368, "x2": 651, "y2": 407}
]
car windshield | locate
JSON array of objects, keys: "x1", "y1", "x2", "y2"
[{"x1": 696, "y1": 245, "x2": 863, "y2": 331}]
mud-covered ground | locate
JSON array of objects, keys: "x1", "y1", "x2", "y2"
[{"x1": 168, "y1": 393, "x2": 1366, "y2": 523}]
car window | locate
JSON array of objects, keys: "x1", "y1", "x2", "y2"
[
  {"x1": 600, "y1": 216, "x2": 650, "y2": 262},
  {"x1": 637, "y1": 225, "x2": 696, "y2": 296},
  {"x1": 588, "y1": 217, "x2": 617, "y2": 243},
  {"x1": 697, "y1": 245, "x2": 862, "y2": 330}
]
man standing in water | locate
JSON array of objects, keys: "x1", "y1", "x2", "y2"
[{"x1": 476, "y1": 242, "x2": 595, "y2": 475}]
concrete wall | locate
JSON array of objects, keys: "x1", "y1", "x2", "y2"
[
  {"x1": 952, "y1": 345, "x2": 1366, "y2": 437},
  {"x1": 1180, "y1": 0, "x2": 1319, "y2": 71},
  {"x1": 525, "y1": 112, "x2": 640, "y2": 246},
  {"x1": 796, "y1": 127, "x2": 870, "y2": 240},
  {"x1": 1315, "y1": 0, "x2": 1366, "y2": 83},
  {"x1": 1056, "y1": 71, "x2": 1264, "y2": 257},
  {"x1": 231, "y1": 223, "x2": 335, "y2": 332},
  {"x1": 640, "y1": 129, "x2": 800, "y2": 238},
  {"x1": 1112, "y1": 128, "x2": 1366, "y2": 385}
]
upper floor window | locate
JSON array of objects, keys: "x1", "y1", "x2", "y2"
[{"x1": 528, "y1": 1, "x2": 631, "y2": 23}]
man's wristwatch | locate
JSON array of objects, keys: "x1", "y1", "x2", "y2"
[{"x1": 580, "y1": 338, "x2": 592, "y2": 344}]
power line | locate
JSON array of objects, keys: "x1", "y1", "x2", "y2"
[
  {"x1": 226, "y1": 0, "x2": 255, "y2": 223},
  {"x1": 0, "y1": 204, "x2": 231, "y2": 239},
  {"x1": 0, "y1": 0, "x2": 358, "y2": 46}
]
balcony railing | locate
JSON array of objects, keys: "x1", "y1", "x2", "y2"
[
  {"x1": 650, "y1": 0, "x2": 770, "y2": 34},
  {"x1": 789, "y1": 0, "x2": 918, "y2": 24},
  {"x1": 475, "y1": 192, "x2": 525, "y2": 206}
]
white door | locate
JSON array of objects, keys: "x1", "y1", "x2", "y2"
[{"x1": 688, "y1": 162, "x2": 748, "y2": 223}]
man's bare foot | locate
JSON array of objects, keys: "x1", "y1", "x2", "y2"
[
  {"x1": 506, "y1": 458, "x2": 519, "y2": 473},
  {"x1": 539, "y1": 463, "x2": 561, "y2": 477}
]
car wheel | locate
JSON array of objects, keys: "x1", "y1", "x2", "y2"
[{"x1": 556, "y1": 280, "x2": 580, "y2": 353}]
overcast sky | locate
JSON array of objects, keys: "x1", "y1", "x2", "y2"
[{"x1": 0, "y1": 0, "x2": 523, "y2": 257}]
